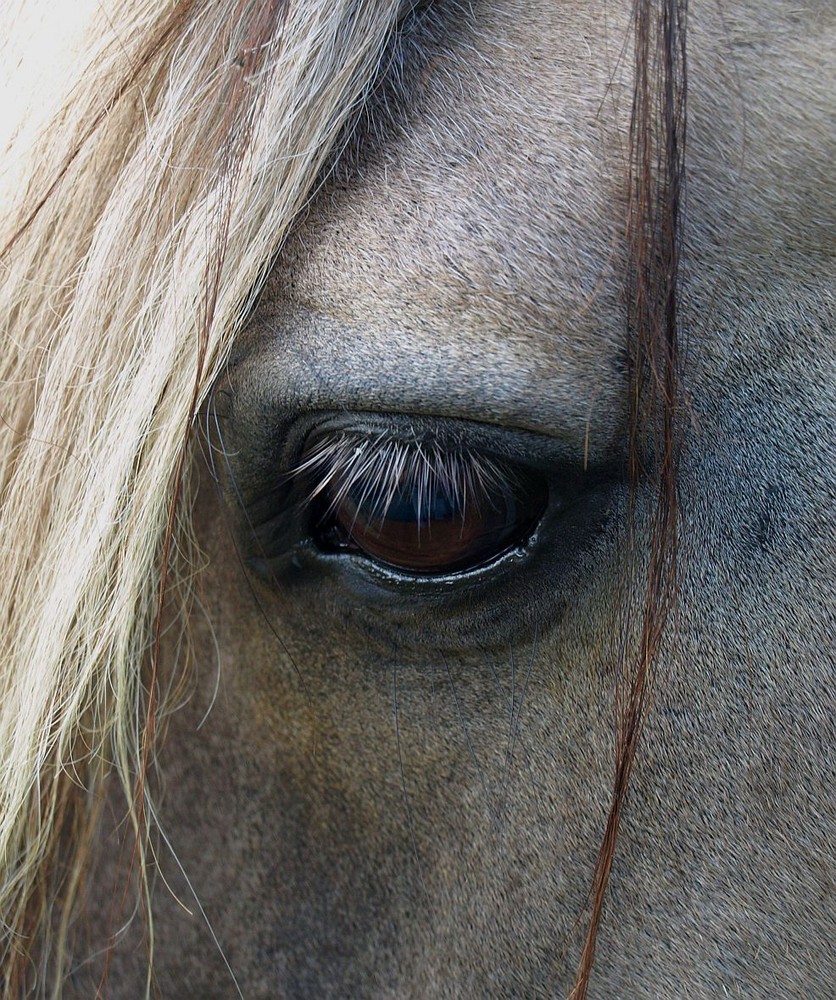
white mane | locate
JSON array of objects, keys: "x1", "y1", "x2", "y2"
[{"x1": 0, "y1": 2, "x2": 403, "y2": 992}]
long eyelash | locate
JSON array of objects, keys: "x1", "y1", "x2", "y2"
[{"x1": 290, "y1": 431, "x2": 510, "y2": 528}]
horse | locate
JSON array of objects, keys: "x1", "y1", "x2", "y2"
[{"x1": 0, "y1": 0, "x2": 832, "y2": 996}]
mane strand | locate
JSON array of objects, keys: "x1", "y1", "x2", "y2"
[
  {"x1": 0, "y1": 3, "x2": 402, "y2": 994},
  {"x1": 569, "y1": 1, "x2": 687, "y2": 996}
]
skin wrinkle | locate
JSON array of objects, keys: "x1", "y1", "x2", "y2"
[{"x1": 0, "y1": 0, "x2": 832, "y2": 997}]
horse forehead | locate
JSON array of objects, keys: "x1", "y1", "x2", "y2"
[
  {"x1": 264, "y1": 0, "x2": 831, "y2": 384},
  {"x1": 292, "y1": 9, "x2": 628, "y2": 289},
  {"x1": 258, "y1": 3, "x2": 634, "y2": 428}
]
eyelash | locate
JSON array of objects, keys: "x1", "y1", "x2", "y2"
[{"x1": 290, "y1": 430, "x2": 510, "y2": 528}]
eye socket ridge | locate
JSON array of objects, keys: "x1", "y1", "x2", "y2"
[{"x1": 291, "y1": 429, "x2": 549, "y2": 576}]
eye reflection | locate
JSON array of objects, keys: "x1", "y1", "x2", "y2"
[{"x1": 293, "y1": 431, "x2": 548, "y2": 574}]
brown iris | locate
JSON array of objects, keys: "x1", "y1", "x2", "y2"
[{"x1": 300, "y1": 433, "x2": 548, "y2": 575}]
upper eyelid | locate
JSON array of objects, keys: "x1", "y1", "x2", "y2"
[
  {"x1": 281, "y1": 415, "x2": 566, "y2": 479},
  {"x1": 227, "y1": 307, "x2": 618, "y2": 449},
  {"x1": 212, "y1": 402, "x2": 611, "y2": 525}
]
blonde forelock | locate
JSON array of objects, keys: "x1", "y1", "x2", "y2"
[{"x1": 0, "y1": 1, "x2": 402, "y2": 993}]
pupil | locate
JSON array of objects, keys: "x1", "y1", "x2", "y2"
[{"x1": 356, "y1": 481, "x2": 459, "y2": 525}]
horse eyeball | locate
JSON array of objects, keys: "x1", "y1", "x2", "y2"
[{"x1": 303, "y1": 434, "x2": 548, "y2": 575}]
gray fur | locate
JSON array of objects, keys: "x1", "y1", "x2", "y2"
[{"x1": 74, "y1": 1, "x2": 834, "y2": 996}]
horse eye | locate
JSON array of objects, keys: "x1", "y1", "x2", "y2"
[{"x1": 297, "y1": 433, "x2": 548, "y2": 575}]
